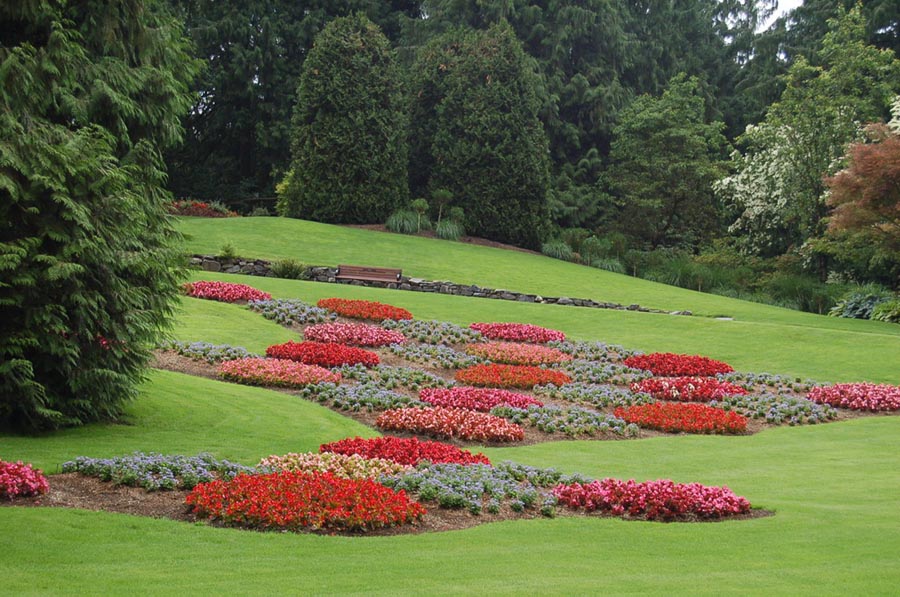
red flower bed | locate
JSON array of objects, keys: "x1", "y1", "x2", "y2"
[
  {"x1": 320, "y1": 436, "x2": 491, "y2": 466},
  {"x1": 0, "y1": 460, "x2": 49, "y2": 499},
  {"x1": 420, "y1": 387, "x2": 543, "y2": 411},
  {"x1": 631, "y1": 377, "x2": 748, "y2": 402},
  {"x1": 317, "y1": 298, "x2": 413, "y2": 321},
  {"x1": 465, "y1": 342, "x2": 572, "y2": 366},
  {"x1": 182, "y1": 280, "x2": 271, "y2": 303},
  {"x1": 469, "y1": 322, "x2": 566, "y2": 343},
  {"x1": 185, "y1": 471, "x2": 425, "y2": 531},
  {"x1": 623, "y1": 352, "x2": 734, "y2": 376},
  {"x1": 304, "y1": 322, "x2": 406, "y2": 347},
  {"x1": 807, "y1": 383, "x2": 900, "y2": 411},
  {"x1": 376, "y1": 407, "x2": 525, "y2": 442},
  {"x1": 614, "y1": 402, "x2": 747, "y2": 434},
  {"x1": 552, "y1": 478, "x2": 751, "y2": 521},
  {"x1": 168, "y1": 200, "x2": 238, "y2": 218},
  {"x1": 455, "y1": 364, "x2": 572, "y2": 389},
  {"x1": 219, "y1": 357, "x2": 341, "y2": 387},
  {"x1": 266, "y1": 341, "x2": 379, "y2": 367}
]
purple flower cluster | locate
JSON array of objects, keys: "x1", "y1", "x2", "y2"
[
  {"x1": 248, "y1": 299, "x2": 337, "y2": 325},
  {"x1": 388, "y1": 342, "x2": 485, "y2": 369},
  {"x1": 382, "y1": 319, "x2": 483, "y2": 345},
  {"x1": 295, "y1": 382, "x2": 426, "y2": 411},
  {"x1": 553, "y1": 359, "x2": 651, "y2": 385},
  {"x1": 547, "y1": 340, "x2": 641, "y2": 363},
  {"x1": 490, "y1": 405, "x2": 639, "y2": 437},
  {"x1": 534, "y1": 382, "x2": 654, "y2": 408},
  {"x1": 709, "y1": 393, "x2": 837, "y2": 425},
  {"x1": 157, "y1": 340, "x2": 259, "y2": 363}
]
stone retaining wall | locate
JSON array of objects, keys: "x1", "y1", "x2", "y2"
[{"x1": 190, "y1": 255, "x2": 691, "y2": 316}]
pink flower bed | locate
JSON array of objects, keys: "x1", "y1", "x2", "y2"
[
  {"x1": 419, "y1": 387, "x2": 544, "y2": 411},
  {"x1": 0, "y1": 460, "x2": 49, "y2": 499},
  {"x1": 631, "y1": 377, "x2": 748, "y2": 402},
  {"x1": 623, "y1": 352, "x2": 734, "y2": 377},
  {"x1": 219, "y1": 357, "x2": 340, "y2": 388},
  {"x1": 375, "y1": 407, "x2": 525, "y2": 442},
  {"x1": 455, "y1": 363, "x2": 572, "y2": 389},
  {"x1": 465, "y1": 342, "x2": 572, "y2": 366},
  {"x1": 266, "y1": 340, "x2": 379, "y2": 367},
  {"x1": 553, "y1": 478, "x2": 751, "y2": 521},
  {"x1": 807, "y1": 383, "x2": 900, "y2": 411},
  {"x1": 304, "y1": 322, "x2": 406, "y2": 347},
  {"x1": 182, "y1": 280, "x2": 271, "y2": 303},
  {"x1": 320, "y1": 436, "x2": 491, "y2": 466},
  {"x1": 469, "y1": 322, "x2": 566, "y2": 343}
]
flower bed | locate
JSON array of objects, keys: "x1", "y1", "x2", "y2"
[
  {"x1": 62, "y1": 452, "x2": 256, "y2": 490},
  {"x1": 304, "y1": 322, "x2": 406, "y2": 347},
  {"x1": 248, "y1": 299, "x2": 336, "y2": 325},
  {"x1": 266, "y1": 341, "x2": 379, "y2": 368},
  {"x1": 614, "y1": 402, "x2": 748, "y2": 434},
  {"x1": 465, "y1": 342, "x2": 573, "y2": 366},
  {"x1": 321, "y1": 436, "x2": 491, "y2": 466},
  {"x1": 547, "y1": 340, "x2": 639, "y2": 362},
  {"x1": 388, "y1": 343, "x2": 483, "y2": 369},
  {"x1": 168, "y1": 199, "x2": 238, "y2": 217},
  {"x1": 623, "y1": 352, "x2": 734, "y2": 377},
  {"x1": 420, "y1": 387, "x2": 543, "y2": 411},
  {"x1": 491, "y1": 405, "x2": 639, "y2": 437},
  {"x1": 296, "y1": 382, "x2": 425, "y2": 411},
  {"x1": 0, "y1": 460, "x2": 49, "y2": 499},
  {"x1": 469, "y1": 322, "x2": 566, "y2": 343},
  {"x1": 534, "y1": 383, "x2": 653, "y2": 408},
  {"x1": 376, "y1": 407, "x2": 525, "y2": 442},
  {"x1": 186, "y1": 471, "x2": 426, "y2": 531},
  {"x1": 632, "y1": 377, "x2": 749, "y2": 402},
  {"x1": 258, "y1": 452, "x2": 412, "y2": 479},
  {"x1": 219, "y1": 357, "x2": 340, "y2": 388},
  {"x1": 553, "y1": 478, "x2": 751, "y2": 521},
  {"x1": 317, "y1": 298, "x2": 413, "y2": 321},
  {"x1": 555, "y1": 359, "x2": 650, "y2": 385},
  {"x1": 182, "y1": 280, "x2": 271, "y2": 303},
  {"x1": 382, "y1": 319, "x2": 483, "y2": 345},
  {"x1": 710, "y1": 394, "x2": 836, "y2": 425},
  {"x1": 455, "y1": 364, "x2": 572, "y2": 389},
  {"x1": 807, "y1": 383, "x2": 900, "y2": 411},
  {"x1": 157, "y1": 340, "x2": 259, "y2": 363}
]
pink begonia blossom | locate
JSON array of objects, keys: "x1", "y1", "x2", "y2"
[{"x1": 807, "y1": 383, "x2": 900, "y2": 411}]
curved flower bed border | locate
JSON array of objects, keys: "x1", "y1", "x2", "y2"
[
  {"x1": 186, "y1": 471, "x2": 425, "y2": 531},
  {"x1": 420, "y1": 387, "x2": 543, "y2": 411},
  {"x1": 455, "y1": 364, "x2": 572, "y2": 389},
  {"x1": 320, "y1": 436, "x2": 491, "y2": 466},
  {"x1": 317, "y1": 298, "x2": 412, "y2": 321},
  {"x1": 623, "y1": 353, "x2": 734, "y2": 377},
  {"x1": 304, "y1": 322, "x2": 406, "y2": 347},
  {"x1": 376, "y1": 407, "x2": 525, "y2": 442},
  {"x1": 553, "y1": 478, "x2": 751, "y2": 521},
  {"x1": 469, "y1": 322, "x2": 565, "y2": 343},
  {"x1": 465, "y1": 342, "x2": 572, "y2": 366},
  {"x1": 807, "y1": 383, "x2": 900, "y2": 411},
  {"x1": 614, "y1": 402, "x2": 748, "y2": 434},
  {"x1": 182, "y1": 280, "x2": 271, "y2": 303},
  {"x1": 219, "y1": 357, "x2": 340, "y2": 388},
  {"x1": 266, "y1": 341, "x2": 379, "y2": 368},
  {"x1": 632, "y1": 377, "x2": 748, "y2": 402}
]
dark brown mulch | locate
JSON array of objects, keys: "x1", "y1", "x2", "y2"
[{"x1": 2, "y1": 474, "x2": 773, "y2": 536}]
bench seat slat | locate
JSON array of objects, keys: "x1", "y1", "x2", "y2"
[{"x1": 336, "y1": 264, "x2": 402, "y2": 283}]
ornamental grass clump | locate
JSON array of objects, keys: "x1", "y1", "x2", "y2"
[
  {"x1": 623, "y1": 352, "x2": 734, "y2": 377},
  {"x1": 376, "y1": 407, "x2": 525, "y2": 442},
  {"x1": 61, "y1": 452, "x2": 256, "y2": 490},
  {"x1": 186, "y1": 471, "x2": 426, "y2": 532},
  {"x1": 219, "y1": 357, "x2": 340, "y2": 388},
  {"x1": 0, "y1": 460, "x2": 49, "y2": 499},
  {"x1": 614, "y1": 402, "x2": 748, "y2": 434},
  {"x1": 469, "y1": 322, "x2": 566, "y2": 343},
  {"x1": 455, "y1": 363, "x2": 572, "y2": 389},
  {"x1": 317, "y1": 298, "x2": 412, "y2": 321},
  {"x1": 266, "y1": 341, "x2": 379, "y2": 368},
  {"x1": 552, "y1": 478, "x2": 751, "y2": 521},
  {"x1": 420, "y1": 387, "x2": 543, "y2": 411},
  {"x1": 248, "y1": 299, "x2": 336, "y2": 325},
  {"x1": 258, "y1": 452, "x2": 412, "y2": 479},
  {"x1": 807, "y1": 383, "x2": 900, "y2": 411},
  {"x1": 182, "y1": 280, "x2": 271, "y2": 303},
  {"x1": 632, "y1": 377, "x2": 749, "y2": 402},
  {"x1": 465, "y1": 342, "x2": 572, "y2": 366},
  {"x1": 304, "y1": 322, "x2": 406, "y2": 347},
  {"x1": 321, "y1": 436, "x2": 491, "y2": 466}
]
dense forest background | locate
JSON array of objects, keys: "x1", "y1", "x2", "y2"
[{"x1": 164, "y1": 0, "x2": 900, "y2": 314}]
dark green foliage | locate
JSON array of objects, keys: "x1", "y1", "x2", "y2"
[
  {"x1": 608, "y1": 74, "x2": 730, "y2": 249},
  {"x1": 829, "y1": 285, "x2": 895, "y2": 319},
  {"x1": 435, "y1": 220, "x2": 464, "y2": 241},
  {"x1": 385, "y1": 210, "x2": 420, "y2": 235},
  {"x1": 277, "y1": 14, "x2": 408, "y2": 224},
  {"x1": 541, "y1": 240, "x2": 574, "y2": 262},
  {"x1": 871, "y1": 300, "x2": 900, "y2": 323},
  {"x1": 409, "y1": 23, "x2": 551, "y2": 248},
  {"x1": 0, "y1": 0, "x2": 198, "y2": 431},
  {"x1": 269, "y1": 259, "x2": 309, "y2": 280}
]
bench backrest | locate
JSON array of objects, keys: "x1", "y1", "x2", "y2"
[{"x1": 336, "y1": 264, "x2": 402, "y2": 281}]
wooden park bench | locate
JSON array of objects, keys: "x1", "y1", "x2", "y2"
[{"x1": 335, "y1": 264, "x2": 402, "y2": 284}]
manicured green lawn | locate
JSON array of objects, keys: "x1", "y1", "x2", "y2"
[{"x1": 2, "y1": 220, "x2": 898, "y2": 594}]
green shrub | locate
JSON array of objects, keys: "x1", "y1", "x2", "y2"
[
  {"x1": 871, "y1": 299, "x2": 900, "y2": 323},
  {"x1": 386, "y1": 209, "x2": 420, "y2": 234},
  {"x1": 541, "y1": 240, "x2": 574, "y2": 261},
  {"x1": 829, "y1": 285, "x2": 894, "y2": 319},
  {"x1": 217, "y1": 243, "x2": 238, "y2": 260},
  {"x1": 270, "y1": 259, "x2": 308, "y2": 280},
  {"x1": 765, "y1": 273, "x2": 837, "y2": 314},
  {"x1": 591, "y1": 257, "x2": 625, "y2": 274},
  {"x1": 248, "y1": 207, "x2": 272, "y2": 217},
  {"x1": 436, "y1": 219, "x2": 464, "y2": 241}
]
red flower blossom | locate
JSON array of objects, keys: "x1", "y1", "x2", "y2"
[
  {"x1": 807, "y1": 383, "x2": 900, "y2": 411},
  {"x1": 182, "y1": 280, "x2": 271, "y2": 303},
  {"x1": 469, "y1": 322, "x2": 566, "y2": 343},
  {"x1": 320, "y1": 436, "x2": 491, "y2": 466},
  {"x1": 614, "y1": 402, "x2": 747, "y2": 434},
  {"x1": 317, "y1": 298, "x2": 413, "y2": 321},
  {"x1": 0, "y1": 460, "x2": 49, "y2": 499},
  {"x1": 623, "y1": 353, "x2": 734, "y2": 376},
  {"x1": 304, "y1": 322, "x2": 406, "y2": 347},
  {"x1": 420, "y1": 387, "x2": 543, "y2": 411},
  {"x1": 465, "y1": 342, "x2": 572, "y2": 366},
  {"x1": 219, "y1": 357, "x2": 341, "y2": 387},
  {"x1": 455, "y1": 364, "x2": 572, "y2": 389},
  {"x1": 266, "y1": 340, "x2": 379, "y2": 367},
  {"x1": 631, "y1": 377, "x2": 748, "y2": 402},
  {"x1": 376, "y1": 407, "x2": 525, "y2": 442}
]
